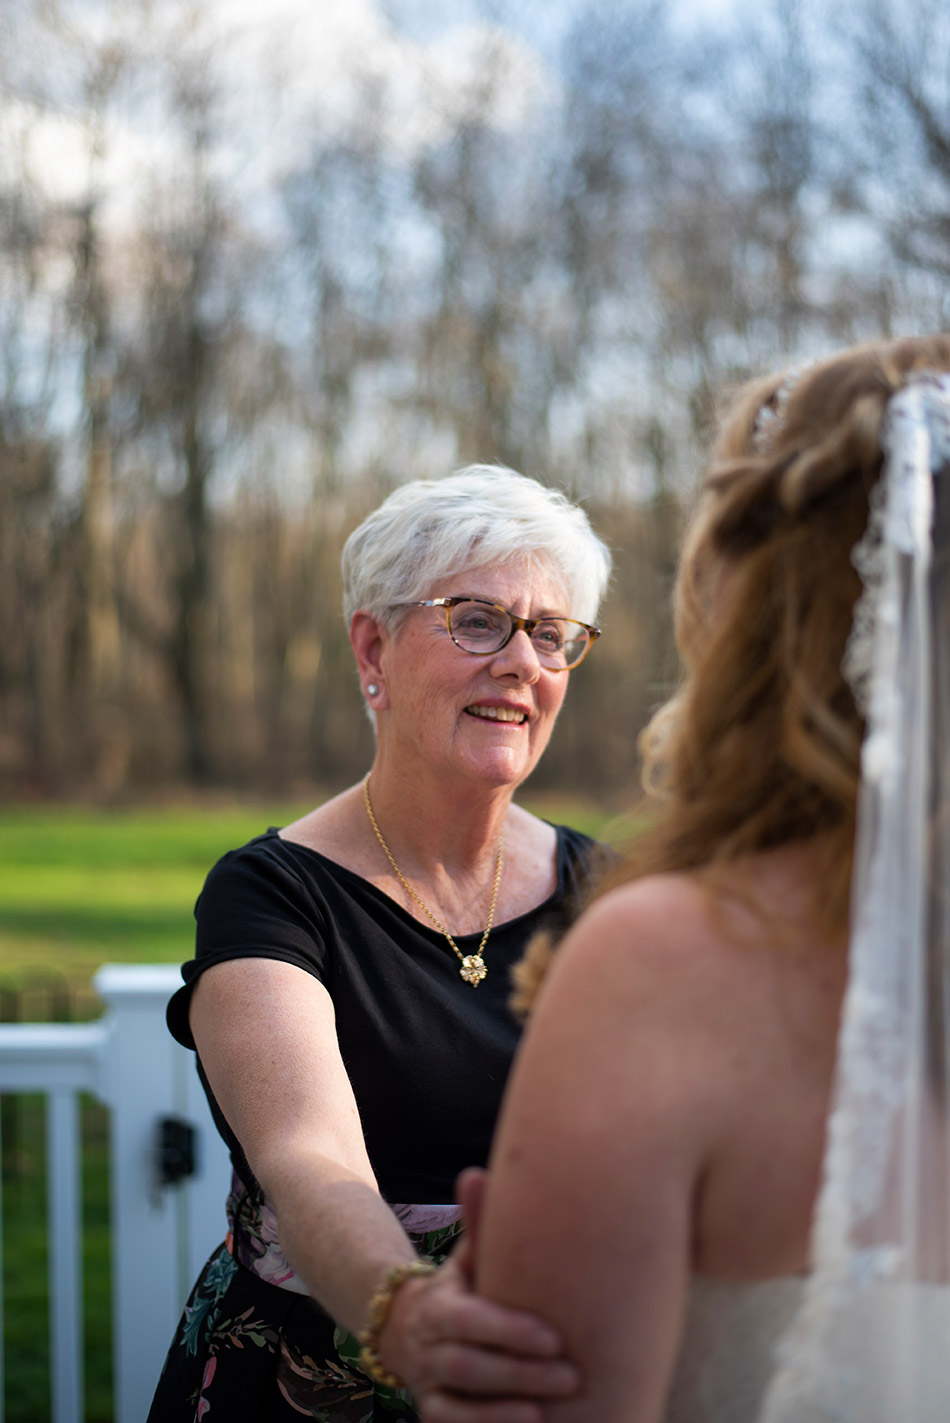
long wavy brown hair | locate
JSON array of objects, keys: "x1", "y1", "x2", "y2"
[{"x1": 514, "y1": 334, "x2": 950, "y2": 1014}]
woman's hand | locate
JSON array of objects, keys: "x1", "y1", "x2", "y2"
[{"x1": 380, "y1": 1170, "x2": 580, "y2": 1422}]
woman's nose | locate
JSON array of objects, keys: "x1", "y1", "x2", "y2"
[{"x1": 489, "y1": 628, "x2": 541, "y2": 682}]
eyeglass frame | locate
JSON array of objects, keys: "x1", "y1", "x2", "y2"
[{"x1": 390, "y1": 596, "x2": 602, "y2": 671}]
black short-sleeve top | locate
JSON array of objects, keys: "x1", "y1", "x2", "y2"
[{"x1": 167, "y1": 824, "x2": 598, "y2": 1204}]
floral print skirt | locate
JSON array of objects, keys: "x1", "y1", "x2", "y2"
[{"x1": 147, "y1": 1180, "x2": 463, "y2": 1423}]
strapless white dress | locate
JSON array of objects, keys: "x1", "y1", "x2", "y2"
[
  {"x1": 664, "y1": 1278, "x2": 803, "y2": 1422},
  {"x1": 664, "y1": 1275, "x2": 950, "y2": 1422}
]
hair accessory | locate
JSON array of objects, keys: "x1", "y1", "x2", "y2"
[
  {"x1": 753, "y1": 368, "x2": 802, "y2": 456},
  {"x1": 366, "y1": 683, "x2": 379, "y2": 697},
  {"x1": 357, "y1": 1259, "x2": 437, "y2": 1387},
  {"x1": 363, "y1": 775, "x2": 503, "y2": 985}
]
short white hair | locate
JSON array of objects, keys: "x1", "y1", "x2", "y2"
[{"x1": 341, "y1": 464, "x2": 611, "y2": 629}]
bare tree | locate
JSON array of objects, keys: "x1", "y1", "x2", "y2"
[
  {"x1": 2, "y1": 0, "x2": 950, "y2": 801},
  {"x1": 121, "y1": 20, "x2": 262, "y2": 783},
  {"x1": 833, "y1": 0, "x2": 950, "y2": 289}
]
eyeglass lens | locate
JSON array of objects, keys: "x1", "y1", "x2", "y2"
[{"x1": 448, "y1": 601, "x2": 590, "y2": 669}]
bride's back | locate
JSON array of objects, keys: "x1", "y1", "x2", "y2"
[
  {"x1": 477, "y1": 840, "x2": 848, "y2": 1422},
  {"x1": 682, "y1": 845, "x2": 849, "y2": 1281}
]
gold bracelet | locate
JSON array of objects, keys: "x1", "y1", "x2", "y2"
[{"x1": 357, "y1": 1260, "x2": 437, "y2": 1388}]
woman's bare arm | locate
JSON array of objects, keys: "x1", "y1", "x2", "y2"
[{"x1": 191, "y1": 958, "x2": 410, "y2": 1323}]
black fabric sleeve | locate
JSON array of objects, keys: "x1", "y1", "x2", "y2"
[{"x1": 166, "y1": 834, "x2": 330, "y2": 1050}]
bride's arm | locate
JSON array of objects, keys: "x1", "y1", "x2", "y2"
[{"x1": 472, "y1": 879, "x2": 716, "y2": 1423}]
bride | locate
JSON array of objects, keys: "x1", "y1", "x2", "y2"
[{"x1": 465, "y1": 335, "x2": 950, "y2": 1421}]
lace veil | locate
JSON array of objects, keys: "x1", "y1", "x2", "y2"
[{"x1": 758, "y1": 372, "x2": 950, "y2": 1421}]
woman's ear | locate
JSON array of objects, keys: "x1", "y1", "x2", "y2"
[{"x1": 349, "y1": 610, "x2": 389, "y2": 709}]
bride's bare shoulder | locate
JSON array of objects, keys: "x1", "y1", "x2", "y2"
[
  {"x1": 551, "y1": 872, "x2": 724, "y2": 980},
  {"x1": 539, "y1": 852, "x2": 837, "y2": 1034}
]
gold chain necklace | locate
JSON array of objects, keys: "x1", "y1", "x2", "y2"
[{"x1": 362, "y1": 776, "x2": 504, "y2": 986}]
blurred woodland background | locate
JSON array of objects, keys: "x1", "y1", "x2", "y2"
[{"x1": 2, "y1": 0, "x2": 949, "y2": 806}]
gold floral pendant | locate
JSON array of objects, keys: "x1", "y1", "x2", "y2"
[{"x1": 460, "y1": 954, "x2": 487, "y2": 986}]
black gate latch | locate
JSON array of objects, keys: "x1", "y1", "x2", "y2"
[{"x1": 156, "y1": 1116, "x2": 197, "y2": 1186}]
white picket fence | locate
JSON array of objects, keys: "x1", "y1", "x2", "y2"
[{"x1": 0, "y1": 965, "x2": 231, "y2": 1423}]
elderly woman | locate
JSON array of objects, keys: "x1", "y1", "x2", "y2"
[{"x1": 148, "y1": 464, "x2": 611, "y2": 1423}]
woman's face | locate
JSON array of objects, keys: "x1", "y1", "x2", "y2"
[{"x1": 377, "y1": 560, "x2": 574, "y2": 791}]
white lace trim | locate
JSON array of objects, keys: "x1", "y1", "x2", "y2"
[
  {"x1": 757, "y1": 371, "x2": 950, "y2": 1422},
  {"x1": 843, "y1": 371, "x2": 950, "y2": 713}
]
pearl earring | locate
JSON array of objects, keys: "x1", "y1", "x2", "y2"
[{"x1": 366, "y1": 683, "x2": 379, "y2": 697}]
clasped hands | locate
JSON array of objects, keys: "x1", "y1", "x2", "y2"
[{"x1": 376, "y1": 1168, "x2": 579, "y2": 1423}]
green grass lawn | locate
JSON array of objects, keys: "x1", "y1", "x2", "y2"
[
  {"x1": 0, "y1": 795, "x2": 620, "y2": 1421},
  {"x1": 0, "y1": 804, "x2": 316, "y2": 990}
]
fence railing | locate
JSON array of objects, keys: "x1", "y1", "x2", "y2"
[{"x1": 0, "y1": 965, "x2": 231, "y2": 1423}]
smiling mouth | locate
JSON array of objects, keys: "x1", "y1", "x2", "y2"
[{"x1": 465, "y1": 704, "x2": 528, "y2": 725}]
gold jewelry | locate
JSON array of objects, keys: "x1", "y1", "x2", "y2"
[
  {"x1": 358, "y1": 1259, "x2": 437, "y2": 1387},
  {"x1": 363, "y1": 775, "x2": 504, "y2": 986}
]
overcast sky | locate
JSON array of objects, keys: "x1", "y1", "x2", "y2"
[{"x1": 7, "y1": 0, "x2": 746, "y2": 239}]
